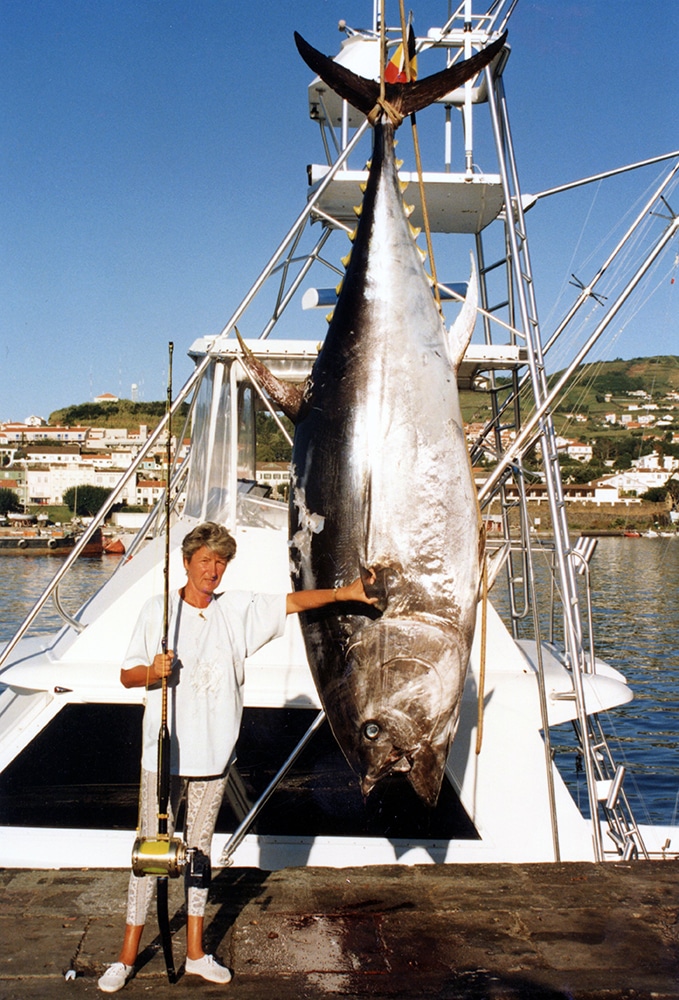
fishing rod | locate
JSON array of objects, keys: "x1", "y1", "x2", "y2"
[
  {"x1": 155, "y1": 340, "x2": 177, "y2": 984},
  {"x1": 130, "y1": 343, "x2": 213, "y2": 979},
  {"x1": 131, "y1": 342, "x2": 183, "y2": 985}
]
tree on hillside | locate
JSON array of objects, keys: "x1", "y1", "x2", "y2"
[
  {"x1": 63, "y1": 485, "x2": 111, "y2": 517},
  {"x1": 0, "y1": 487, "x2": 22, "y2": 516},
  {"x1": 563, "y1": 461, "x2": 607, "y2": 484},
  {"x1": 668, "y1": 479, "x2": 679, "y2": 505},
  {"x1": 640, "y1": 478, "x2": 679, "y2": 506},
  {"x1": 641, "y1": 487, "x2": 667, "y2": 503},
  {"x1": 255, "y1": 412, "x2": 293, "y2": 462}
]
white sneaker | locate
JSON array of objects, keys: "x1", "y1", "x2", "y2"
[
  {"x1": 185, "y1": 953, "x2": 232, "y2": 984},
  {"x1": 97, "y1": 962, "x2": 134, "y2": 993}
]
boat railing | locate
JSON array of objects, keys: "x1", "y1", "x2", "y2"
[{"x1": 0, "y1": 390, "x2": 194, "y2": 672}]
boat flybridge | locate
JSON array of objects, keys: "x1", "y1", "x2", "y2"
[{"x1": 1, "y1": 1, "x2": 678, "y2": 870}]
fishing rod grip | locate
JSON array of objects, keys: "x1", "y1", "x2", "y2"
[{"x1": 157, "y1": 722, "x2": 171, "y2": 838}]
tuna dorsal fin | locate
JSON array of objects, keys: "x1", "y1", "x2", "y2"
[
  {"x1": 294, "y1": 30, "x2": 507, "y2": 125},
  {"x1": 447, "y1": 254, "x2": 478, "y2": 371}
]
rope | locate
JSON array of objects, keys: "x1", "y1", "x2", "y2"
[
  {"x1": 379, "y1": 0, "x2": 386, "y2": 102},
  {"x1": 368, "y1": 97, "x2": 404, "y2": 128},
  {"x1": 396, "y1": 0, "x2": 442, "y2": 314}
]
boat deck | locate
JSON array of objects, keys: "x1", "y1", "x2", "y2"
[{"x1": 1, "y1": 861, "x2": 677, "y2": 998}]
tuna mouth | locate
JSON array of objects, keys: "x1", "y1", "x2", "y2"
[
  {"x1": 359, "y1": 740, "x2": 448, "y2": 808},
  {"x1": 342, "y1": 617, "x2": 467, "y2": 806},
  {"x1": 361, "y1": 744, "x2": 418, "y2": 790}
]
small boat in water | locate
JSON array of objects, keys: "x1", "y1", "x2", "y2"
[
  {"x1": 102, "y1": 536, "x2": 126, "y2": 555},
  {"x1": 0, "y1": 1, "x2": 677, "y2": 870},
  {"x1": 0, "y1": 525, "x2": 103, "y2": 556}
]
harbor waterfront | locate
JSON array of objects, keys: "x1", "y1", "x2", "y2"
[{"x1": 0, "y1": 535, "x2": 677, "y2": 830}]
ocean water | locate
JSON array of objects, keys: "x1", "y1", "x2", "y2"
[
  {"x1": 493, "y1": 536, "x2": 679, "y2": 828},
  {"x1": 582, "y1": 536, "x2": 679, "y2": 827},
  {"x1": 0, "y1": 553, "x2": 119, "y2": 640},
  {"x1": 0, "y1": 538, "x2": 677, "y2": 827}
]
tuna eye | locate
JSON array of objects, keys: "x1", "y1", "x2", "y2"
[{"x1": 363, "y1": 721, "x2": 380, "y2": 741}]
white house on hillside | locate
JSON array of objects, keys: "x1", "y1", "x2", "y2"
[
  {"x1": 567, "y1": 443, "x2": 593, "y2": 463},
  {"x1": 600, "y1": 469, "x2": 673, "y2": 496},
  {"x1": 632, "y1": 452, "x2": 678, "y2": 472},
  {"x1": 25, "y1": 465, "x2": 137, "y2": 505}
]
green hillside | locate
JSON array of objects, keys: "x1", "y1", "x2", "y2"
[
  {"x1": 460, "y1": 355, "x2": 679, "y2": 438},
  {"x1": 49, "y1": 399, "x2": 190, "y2": 432},
  {"x1": 550, "y1": 355, "x2": 679, "y2": 412}
]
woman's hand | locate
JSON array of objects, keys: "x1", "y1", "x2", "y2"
[
  {"x1": 286, "y1": 573, "x2": 379, "y2": 615},
  {"x1": 121, "y1": 650, "x2": 175, "y2": 689},
  {"x1": 335, "y1": 576, "x2": 379, "y2": 605},
  {"x1": 151, "y1": 650, "x2": 175, "y2": 682}
]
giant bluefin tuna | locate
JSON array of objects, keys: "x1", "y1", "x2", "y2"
[{"x1": 285, "y1": 29, "x2": 507, "y2": 807}]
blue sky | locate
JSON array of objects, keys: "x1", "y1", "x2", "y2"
[{"x1": 1, "y1": 1, "x2": 677, "y2": 422}]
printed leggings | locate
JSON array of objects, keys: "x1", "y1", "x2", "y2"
[{"x1": 126, "y1": 768, "x2": 229, "y2": 926}]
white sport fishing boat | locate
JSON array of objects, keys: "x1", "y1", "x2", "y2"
[{"x1": 1, "y1": 1, "x2": 678, "y2": 870}]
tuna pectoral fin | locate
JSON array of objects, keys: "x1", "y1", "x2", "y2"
[
  {"x1": 234, "y1": 327, "x2": 305, "y2": 423},
  {"x1": 406, "y1": 742, "x2": 449, "y2": 808},
  {"x1": 447, "y1": 255, "x2": 478, "y2": 370},
  {"x1": 294, "y1": 30, "x2": 507, "y2": 123},
  {"x1": 359, "y1": 564, "x2": 404, "y2": 611},
  {"x1": 483, "y1": 542, "x2": 511, "y2": 595}
]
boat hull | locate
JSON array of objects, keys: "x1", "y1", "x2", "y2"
[{"x1": 0, "y1": 529, "x2": 103, "y2": 556}]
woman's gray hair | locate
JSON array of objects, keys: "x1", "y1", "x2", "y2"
[{"x1": 181, "y1": 522, "x2": 237, "y2": 563}]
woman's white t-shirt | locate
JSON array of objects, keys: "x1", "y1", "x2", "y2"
[{"x1": 123, "y1": 590, "x2": 286, "y2": 776}]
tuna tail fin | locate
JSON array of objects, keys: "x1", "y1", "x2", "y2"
[
  {"x1": 294, "y1": 30, "x2": 507, "y2": 125},
  {"x1": 295, "y1": 31, "x2": 379, "y2": 118}
]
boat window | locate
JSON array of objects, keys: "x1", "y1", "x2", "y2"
[
  {"x1": 184, "y1": 361, "x2": 232, "y2": 524},
  {"x1": 237, "y1": 382, "x2": 256, "y2": 481},
  {"x1": 0, "y1": 704, "x2": 479, "y2": 842}
]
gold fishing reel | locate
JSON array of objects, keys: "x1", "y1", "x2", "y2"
[
  {"x1": 131, "y1": 836, "x2": 187, "y2": 878},
  {"x1": 132, "y1": 837, "x2": 213, "y2": 887}
]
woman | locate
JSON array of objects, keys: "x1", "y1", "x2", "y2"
[{"x1": 98, "y1": 520, "x2": 376, "y2": 993}]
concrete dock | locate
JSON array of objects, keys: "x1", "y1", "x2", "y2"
[{"x1": 0, "y1": 862, "x2": 677, "y2": 999}]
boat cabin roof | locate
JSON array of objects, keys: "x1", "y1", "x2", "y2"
[{"x1": 188, "y1": 336, "x2": 527, "y2": 392}]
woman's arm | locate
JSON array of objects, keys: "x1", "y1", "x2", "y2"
[
  {"x1": 120, "y1": 651, "x2": 175, "y2": 689},
  {"x1": 285, "y1": 577, "x2": 377, "y2": 615}
]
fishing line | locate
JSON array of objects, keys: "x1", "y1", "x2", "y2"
[
  {"x1": 544, "y1": 170, "x2": 679, "y2": 377},
  {"x1": 542, "y1": 180, "x2": 603, "y2": 334}
]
